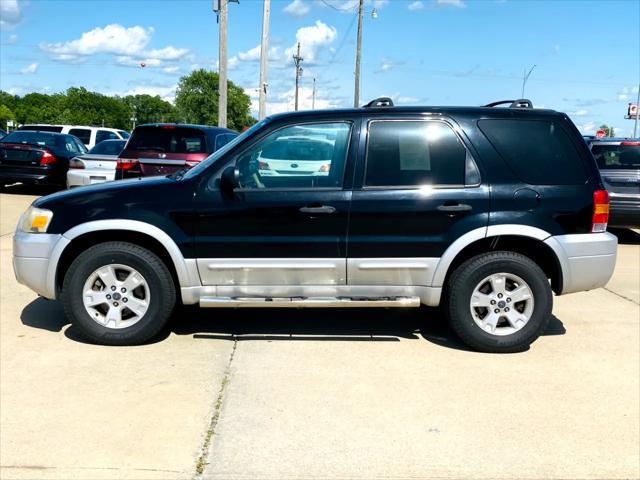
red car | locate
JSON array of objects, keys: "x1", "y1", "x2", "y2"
[{"x1": 116, "y1": 124, "x2": 237, "y2": 178}]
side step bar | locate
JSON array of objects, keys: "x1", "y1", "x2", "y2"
[{"x1": 199, "y1": 296, "x2": 421, "y2": 308}]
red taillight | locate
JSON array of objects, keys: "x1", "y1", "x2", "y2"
[
  {"x1": 159, "y1": 125, "x2": 176, "y2": 130},
  {"x1": 621, "y1": 141, "x2": 640, "y2": 146},
  {"x1": 592, "y1": 189, "x2": 610, "y2": 233},
  {"x1": 39, "y1": 150, "x2": 57, "y2": 165},
  {"x1": 258, "y1": 161, "x2": 271, "y2": 170},
  {"x1": 116, "y1": 158, "x2": 140, "y2": 171}
]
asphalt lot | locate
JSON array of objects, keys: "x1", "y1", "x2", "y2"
[{"x1": 1, "y1": 188, "x2": 638, "y2": 480}]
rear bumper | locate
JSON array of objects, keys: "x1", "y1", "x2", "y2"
[
  {"x1": 545, "y1": 232, "x2": 618, "y2": 295},
  {"x1": 67, "y1": 170, "x2": 116, "y2": 188},
  {"x1": 609, "y1": 199, "x2": 640, "y2": 228},
  {"x1": 0, "y1": 170, "x2": 62, "y2": 186}
]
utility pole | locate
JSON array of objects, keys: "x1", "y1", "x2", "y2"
[
  {"x1": 293, "y1": 42, "x2": 303, "y2": 111},
  {"x1": 218, "y1": 0, "x2": 228, "y2": 128},
  {"x1": 521, "y1": 64, "x2": 536, "y2": 98},
  {"x1": 353, "y1": 0, "x2": 364, "y2": 107},
  {"x1": 312, "y1": 77, "x2": 316, "y2": 110},
  {"x1": 634, "y1": 82, "x2": 640, "y2": 139},
  {"x1": 258, "y1": 0, "x2": 270, "y2": 120}
]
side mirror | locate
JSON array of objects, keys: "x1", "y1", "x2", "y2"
[{"x1": 220, "y1": 165, "x2": 240, "y2": 193}]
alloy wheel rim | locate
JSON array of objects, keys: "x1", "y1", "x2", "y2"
[
  {"x1": 469, "y1": 272, "x2": 534, "y2": 336},
  {"x1": 82, "y1": 264, "x2": 150, "y2": 329}
]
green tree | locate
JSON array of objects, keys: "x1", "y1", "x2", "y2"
[
  {"x1": 599, "y1": 124, "x2": 615, "y2": 137},
  {"x1": 0, "y1": 91, "x2": 19, "y2": 113},
  {"x1": 175, "y1": 69, "x2": 253, "y2": 130},
  {"x1": 0, "y1": 104, "x2": 16, "y2": 130},
  {"x1": 13, "y1": 92, "x2": 64, "y2": 124},
  {"x1": 58, "y1": 87, "x2": 130, "y2": 129},
  {"x1": 123, "y1": 94, "x2": 177, "y2": 125}
]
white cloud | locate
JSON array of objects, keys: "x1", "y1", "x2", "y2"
[
  {"x1": 408, "y1": 1, "x2": 424, "y2": 10},
  {"x1": 375, "y1": 58, "x2": 404, "y2": 74},
  {"x1": 617, "y1": 85, "x2": 639, "y2": 102},
  {"x1": 237, "y1": 45, "x2": 262, "y2": 62},
  {"x1": 0, "y1": 0, "x2": 21, "y2": 29},
  {"x1": 575, "y1": 121, "x2": 596, "y2": 135},
  {"x1": 569, "y1": 109, "x2": 588, "y2": 117},
  {"x1": 435, "y1": 0, "x2": 466, "y2": 7},
  {"x1": 244, "y1": 84, "x2": 342, "y2": 116},
  {"x1": 39, "y1": 24, "x2": 189, "y2": 67},
  {"x1": 20, "y1": 62, "x2": 38, "y2": 74},
  {"x1": 116, "y1": 85, "x2": 177, "y2": 103},
  {"x1": 7, "y1": 34, "x2": 18, "y2": 44},
  {"x1": 162, "y1": 66, "x2": 180, "y2": 74},
  {"x1": 283, "y1": 0, "x2": 310, "y2": 17},
  {"x1": 116, "y1": 56, "x2": 162, "y2": 68},
  {"x1": 284, "y1": 21, "x2": 337, "y2": 65}
]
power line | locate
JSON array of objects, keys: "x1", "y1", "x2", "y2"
[{"x1": 318, "y1": 0, "x2": 357, "y2": 12}]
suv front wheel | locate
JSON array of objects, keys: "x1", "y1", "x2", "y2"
[
  {"x1": 61, "y1": 242, "x2": 176, "y2": 345},
  {"x1": 446, "y1": 251, "x2": 553, "y2": 353}
]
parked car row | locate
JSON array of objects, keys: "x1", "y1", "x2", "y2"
[
  {"x1": 0, "y1": 123, "x2": 238, "y2": 190},
  {"x1": 18, "y1": 124, "x2": 129, "y2": 149}
]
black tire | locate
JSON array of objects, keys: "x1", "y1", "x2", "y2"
[
  {"x1": 61, "y1": 241, "x2": 176, "y2": 346},
  {"x1": 446, "y1": 251, "x2": 552, "y2": 353}
]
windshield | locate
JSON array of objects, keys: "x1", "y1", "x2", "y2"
[
  {"x1": 181, "y1": 120, "x2": 268, "y2": 180},
  {"x1": 89, "y1": 140, "x2": 127, "y2": 155},
  {"x1": 591, "y1": 144, "x2": 640, "y2": 169},
  {"x1": 0, "y1": 130, "x2": 60, "y2": 147},
  {"x1": 127, "y1": 126, "x2": 207, "y2": 153}
]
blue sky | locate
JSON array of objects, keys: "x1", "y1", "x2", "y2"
[{"x1": 1, "y1": 0, "x2": 639, "y2": 136}]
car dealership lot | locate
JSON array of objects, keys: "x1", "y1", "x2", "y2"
[{"x1": 1, "y1": 190, "x2": 638, "y2": 480}]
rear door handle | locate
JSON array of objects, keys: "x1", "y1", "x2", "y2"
[
  {"x1": 299, "y1": 205, "x2": 336, "y2": 214},
  {"x1": 437, "y1": 203, "x2": 472, "y2": 212}
]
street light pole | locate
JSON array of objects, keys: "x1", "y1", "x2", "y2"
[
  {"x1": 353, "y1": 0, "x2": 364, "y2": 108},
  {"x1": 633, "y1": 82, "x2": 640, "y2": 139},
  {"x1": 293, "y1": 42, "x2": 303, "y2": 111},
  {"x1": 521, "y1": 64, "x2": 536, "y2": 98},
  {"x1": 312, "y1": 77, "x2": 316, "y2": 110},
  {"x1": 258, "y1": 0, "x2": 270, "y2": 120},
  {"x1": 218, "y1": 0, "x2": 228, "y2": 128}
]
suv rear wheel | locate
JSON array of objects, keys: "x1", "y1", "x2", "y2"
[
  {"x1": 446, "y1": 251, "x2": 552, "y2": 353},
  {"x1": 61, "y1": 242, "x2": 176, "y2": 346}
]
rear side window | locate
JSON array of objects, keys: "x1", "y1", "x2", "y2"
[
  {"x1": 478, "y1": 119, "x2": 588, "y2": 185},
  {"x1": 68, "y1": 128, "x2": 92, "y2": 145},
  {"x1": 90, "y1": 140, "x2": 126, "y2": 155},
  {"x1": 591, "y1": 143, "x2": 640, "y2": 170},
  {"x1": 127, "y1": 127, "x2": 207, "y2": 154},
  {"x1": 365, "y1": 121, "x2": 467, "y2": 187},
  {"x1": 215, "y1": 133, "x2": 237, "y2": 150},
  {"x1": 96, "y1": 130, "x2": 118, "y2": 143},
  {"x1": 117, "y1": 130, "x2": 130, "y2": 139}
]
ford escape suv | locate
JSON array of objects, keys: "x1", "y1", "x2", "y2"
[{"x1": 12, "y1": 98, "x2": 617, "y2": 353}]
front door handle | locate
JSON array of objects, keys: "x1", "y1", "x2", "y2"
[
  {"x1": 299, "y1": 205, "x2": 336, "y2": 214},
  {"x1": 437, "y1": 203, "x2": 472, "y2": 212}
]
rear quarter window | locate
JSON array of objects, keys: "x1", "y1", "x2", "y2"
[
  {"x1": 127, "y1": 127, "x2": 207, "y2": 153},
  {"x1": 478, "y1": 119, "x2": 588, "y2": 185}
]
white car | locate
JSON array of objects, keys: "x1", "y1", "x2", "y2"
[
  {"x1": 19, "y1": 124, "x2": 130, "y2": 149},
  {"x1": 66, "y1": 139, "x2": 126, "y2": 188},
  {"x1": 257, "y1": 136, "x2": 335, "y2": 176}
]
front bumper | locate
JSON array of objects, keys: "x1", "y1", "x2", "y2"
[
  {"x1": 545, "y1": 232, "x2": 618, "y2": 295},
  {"x1": 13, "y1": 231, "x2": 65, "y2": 299}
]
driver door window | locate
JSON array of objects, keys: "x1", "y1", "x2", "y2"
[{"x1": 235, "y1": 122, "x2": 351, "y2": 190}]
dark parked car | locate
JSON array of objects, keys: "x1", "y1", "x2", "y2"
[
  {"x1": 0, "y1": 130, "x2": 87, "y2": 188},
  {"x1": 13, "y1": 99, "x2": 617, "y2": 353},
  {"x1": 116, "y1": 124, "x2": 237, "y2": 179},
  {"x1": 587, "y1": 138, "x2": 640, "y2": 227}
]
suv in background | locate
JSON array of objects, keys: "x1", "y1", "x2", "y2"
[
  {"x1": 587, "y1": 138, "x2": 640, "y2": 227},
  {"x1": 116, "y1": 124, "x2": 237, "y2": 179},
  {"x1": 18, "y1": 125, "x2": 130, "y2": 149},
  {"x1": 12, "y1": 99, "x2": 617, "y2": 353},
  {"x1": 0, "y1": 130, "x2": 87, "y2": 188}
]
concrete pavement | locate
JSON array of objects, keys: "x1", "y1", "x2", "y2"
[{"x1": 0, "y1": 190, "x2": 638, "y2": 480}]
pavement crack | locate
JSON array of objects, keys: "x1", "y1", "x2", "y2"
[
  {"x1": 604, "y1": 287, "x2": 639, "y2": 305},
  {"x1": 194, "y1": 335, "x2": 237, "y2": 479}
]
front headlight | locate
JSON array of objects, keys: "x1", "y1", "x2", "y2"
[{"x1": 20, "y1": 207, "x2": 54, "y2": 233}]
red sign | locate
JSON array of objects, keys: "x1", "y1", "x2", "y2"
[{"x1": 595, "y1": 129, "x2": 606, "y2": 138}]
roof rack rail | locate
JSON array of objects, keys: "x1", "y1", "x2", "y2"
[
  {"x1": 484, "y1": 99, "x2": 533, "y2": 109},
  {"x1": 363, "y1": 97, "x2": 394, "y2": 108}
]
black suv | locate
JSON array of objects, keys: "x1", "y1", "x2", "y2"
[{"x1": 13, "y1": 99, "x2": 617, "y2": 353}]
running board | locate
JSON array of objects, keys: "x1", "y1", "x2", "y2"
[{"x1": 199, "y1": 296, "x2": 421, "y2": 308}]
